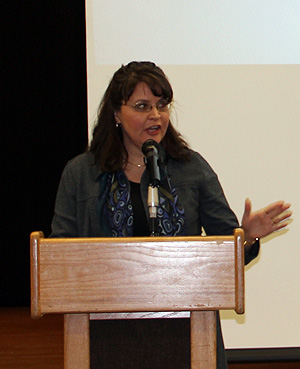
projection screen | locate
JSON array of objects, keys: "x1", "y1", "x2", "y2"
[{"x1": 86, "y1": 0, "x2": 300, "y2": 349}]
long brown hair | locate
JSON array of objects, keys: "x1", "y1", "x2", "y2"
[{"x1": 89, "y1": 61, "x2": 190, "y2": 171}]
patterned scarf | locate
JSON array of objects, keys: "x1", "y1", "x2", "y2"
[{"x1": 102, "y1": 171, "x2": 185, "y2": 237}]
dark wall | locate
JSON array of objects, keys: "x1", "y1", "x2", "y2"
[{"x1": 2, "y1": 1, "x2": 88, "y2": 306}]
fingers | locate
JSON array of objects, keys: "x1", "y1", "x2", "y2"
[
  {"x1": 273, "y1": 219, "x2": 291, "y2": 232},
  {"x1": 263, "y1": 201, "x2": 284, "y2": 214},
  {"x1": 268, "y1": 203, "x2": 292, "y2": 233},
  {"x1": 272, "y1": 210, "x2": 293, "y2": 225},
  {"x1": 244, "y1": 197, "x2": 252, "y2": 216},
  {"x1": 264, "y1": 201, "x2": 292, "y2": 219}
]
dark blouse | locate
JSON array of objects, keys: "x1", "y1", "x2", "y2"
[{"x1": 129, "y1": 181, "x2": 149, "y2": 236}]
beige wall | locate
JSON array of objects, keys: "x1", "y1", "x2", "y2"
[{"x1": 86, "y1": 1, "x2": 300, "y2": 349}]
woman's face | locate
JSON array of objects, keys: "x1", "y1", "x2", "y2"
[{"x1": 115, "y1": 82, "x2": 170, "y2": 157}]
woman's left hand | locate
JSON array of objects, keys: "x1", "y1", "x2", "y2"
[{"x1": 241, "y1": 198, "x2": 292, "y2": 243}]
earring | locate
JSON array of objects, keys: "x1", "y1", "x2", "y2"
[{"x1": 116, "y1": 122, "x2": 121, "y2": 128}]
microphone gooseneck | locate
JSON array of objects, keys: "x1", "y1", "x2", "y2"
[{"x1": 142, "y1": 139, "x2": 163, "y2": 236}]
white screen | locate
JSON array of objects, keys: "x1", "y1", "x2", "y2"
[
  {"x1": 91, "y1": 0, "x2": 300, "y2": 65},
  {"x1": 86, "y1": 1, "x2": 300, "y2": 349}
]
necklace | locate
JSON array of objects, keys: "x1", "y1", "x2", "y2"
[{"x1": 127, "y1": 160, "x2": 146, "y2": 168}]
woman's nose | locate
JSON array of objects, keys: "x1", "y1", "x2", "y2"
[{"x1": 148, "y1": 106, "x2": 161, "y2": 118}]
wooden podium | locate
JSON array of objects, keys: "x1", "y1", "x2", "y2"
[{"x1": 30, "y1": 229, "x2": 244, "y2": 369}]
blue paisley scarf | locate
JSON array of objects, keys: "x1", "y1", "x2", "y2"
[{"x1": 103, "y1": 171, "x2": 185, "y2": 237}]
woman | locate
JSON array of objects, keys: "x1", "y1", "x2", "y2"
[{"x1": 51, "y1": 61, "x2": 291, "y2": 368}]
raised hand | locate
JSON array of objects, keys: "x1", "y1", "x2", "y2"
[{"x1": 241, "y1": 198, "x2": 292, "y2": 243}]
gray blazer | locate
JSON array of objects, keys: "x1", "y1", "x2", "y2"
[{"x1": 50, "y1": 149, "x2": 260, "y2": 369}]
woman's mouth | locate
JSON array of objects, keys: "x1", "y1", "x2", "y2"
[{"x1": 146, "y1": 125, "x2": 160, "y2": 134}]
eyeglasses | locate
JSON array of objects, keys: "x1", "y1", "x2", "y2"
[{"x1": 126, "y1": 100, "x2": 171, "y2": 113}]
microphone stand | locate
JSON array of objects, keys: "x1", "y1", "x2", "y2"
[{"x1": 147, "y1": 185, "x2": 159, "y2": 237}]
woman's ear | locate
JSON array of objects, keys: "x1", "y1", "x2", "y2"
[{"x1": 114, "y1": 111, "x2": 120, "y2": 124}]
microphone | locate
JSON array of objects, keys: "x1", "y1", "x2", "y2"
[
  {"x1": 142, "y1": 139, "x2": 163, "y2": 236},
  {"x1": 142, "y1": 139, "x2": 162, "y2": 187}
]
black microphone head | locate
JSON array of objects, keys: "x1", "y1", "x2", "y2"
[
  {"x1": 142, "y1": 139, "x2": 160, "y2": 156},
  {"x1": 141, "y1": 140, "x2": 164, "y2": 186}
]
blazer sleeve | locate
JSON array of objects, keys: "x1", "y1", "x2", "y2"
[
  {"x1": 50, "y1": 160, "x2": 79, "y2": 237},
  {"x1": 196, "y1": 153, "x2": 260, "y2": 265}
]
